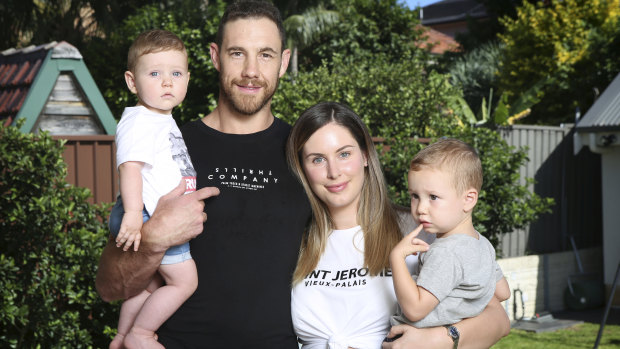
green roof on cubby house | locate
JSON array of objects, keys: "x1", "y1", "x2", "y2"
[{"x1": 0, "y1": 41, "x2": 116, "y2": 135}]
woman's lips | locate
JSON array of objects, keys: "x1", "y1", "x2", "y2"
[{"x1": 325, "y1": 181, "x2": 348, "y2": 193}]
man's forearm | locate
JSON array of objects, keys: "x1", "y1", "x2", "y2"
[
  {"x1": 96, "y1": 236, "x2": 164, "y2": 301},
  {"x1": 96, "y1": 182, "x2": 217, "y2": 301}
]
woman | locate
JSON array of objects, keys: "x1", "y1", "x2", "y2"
[{"x1": 287, "y1": 102, "x2": 510, "y2": 348}]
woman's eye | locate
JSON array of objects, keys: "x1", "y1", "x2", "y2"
[
  {"x1": 312, "y1": 157, "x2": 325, "y2": 164},
  {"x1": 339, "y1": 151, "x2": 351, "y2": 159}
]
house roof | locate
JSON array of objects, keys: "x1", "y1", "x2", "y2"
[
  {"x1": 0, "y1": 41, "x2": 116, "y2": 134},
  {"x1": 576, "y1": 72, "x2": 620, "y2": 132},
  {"x1": 574, "y1": 72, "x2": 620, "y2": 154},
  {"x1": 421, "y1": 0, "x2": 489, "y2": 26},
  {"x1": 416, "y1": 25, "x2": 461, "y2": 54},
  {"x1": 0, "y1": 42, "x2": 55, "y2": 127}
]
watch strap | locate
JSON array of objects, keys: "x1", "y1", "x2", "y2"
[{"x1": 444, "y1": 325, "x2": 460, "y2": 349}]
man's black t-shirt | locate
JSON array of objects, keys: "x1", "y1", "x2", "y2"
[{"x1": 158, "y1": 117, "x2": 311, "y2": 348}]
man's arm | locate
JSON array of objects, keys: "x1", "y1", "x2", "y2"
[
  {"x1": 383, "y1": 297, "x2": 510, "y2": 349},
  {"x1": 96, "y1": 181, "x2": 219, "y2": 301}
]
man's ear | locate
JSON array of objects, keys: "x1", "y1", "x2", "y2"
[
  {"x1": 463, "y1": 188, "x2": 478, "y2": 212},
  {"x1": 124, "y1": 71, "x2": 137, "y2": 94},
  {"x1": 279, "y1": 48, "x2": 291, "y2": 78},
  {"x1": 210, "y1": 43, "x2": 221, "y2": 72}
]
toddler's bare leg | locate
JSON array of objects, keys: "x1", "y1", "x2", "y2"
[
  {"x1": 110, "y1": 289, "x2": 150, "y2": 349},
  {"x1": 124, "y1": 259, "x2": 198, "y2": 349}
]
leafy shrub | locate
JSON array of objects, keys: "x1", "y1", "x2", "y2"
[
  {"x1": 0, "y1": 121, "x2": 118, "y2": 348},
  {"x1": 274, "y1": 53, "x2": 459, "y2": 140}
]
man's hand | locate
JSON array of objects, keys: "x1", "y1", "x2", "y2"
[{"x1": 142, "y1": 180, "x2": 220, "y2": 253}]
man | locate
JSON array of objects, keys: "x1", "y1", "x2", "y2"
[
  {"x1": 97, "y1": 1, "x2": 311, "y2": 347},
  {"x1": 97, "y1": 1, "x2": 510, "y2": 347}
]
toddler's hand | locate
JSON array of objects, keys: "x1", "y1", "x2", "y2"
[
  {"x1": 116, "y1": 211, "x2": 143, "y2": 252},
  {"x1": 392, "y1": 224, "x2": 430, "y2": 260}
]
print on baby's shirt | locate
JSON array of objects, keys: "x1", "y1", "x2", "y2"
[
  {"x1": 169, "y1": 132, "x2": 197, "y2": 194},
  {"x1": 303, "y1": 267, "x2": 392, "y2": 288}
]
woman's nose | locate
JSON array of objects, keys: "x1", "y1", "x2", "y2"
[{"x1": 326, "y1": 162, "x2": 341, "y2": 179}]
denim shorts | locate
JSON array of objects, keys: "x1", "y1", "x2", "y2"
[{"x1": 108, "y1": 196, "x2": 192, "y2": 265}]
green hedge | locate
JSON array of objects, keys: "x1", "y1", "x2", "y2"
[{"x1": 0, "y1": 121, "x2": 118, "y2": 348}]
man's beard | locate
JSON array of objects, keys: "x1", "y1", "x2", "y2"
[{"x1": 219, "y1": 76, "x2": 278, "y2": 116}]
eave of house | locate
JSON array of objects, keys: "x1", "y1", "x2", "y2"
[{"x1": 574, "y1": 73, "x2": 620, "y2": 154}]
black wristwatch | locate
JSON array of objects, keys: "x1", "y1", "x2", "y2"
[{"x1": 444, "y1": 325, "x2": 460, "y2": 349}]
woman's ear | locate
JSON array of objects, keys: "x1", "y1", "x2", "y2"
[{"x1": 363, "y1": 152, "x2": 368, "y2": 167}]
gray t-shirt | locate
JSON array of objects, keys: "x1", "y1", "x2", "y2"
[{"x1": 391, "y1": 233, "x2": 503, "y2": 328}]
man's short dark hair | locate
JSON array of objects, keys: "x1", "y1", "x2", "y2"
[{"x1": 215, "y1": 0, "x2": 286, "y2": 52}]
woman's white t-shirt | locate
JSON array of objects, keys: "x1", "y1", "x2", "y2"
[{"x1": 291, "y1": 226, "x2": 419, "y2": 349}]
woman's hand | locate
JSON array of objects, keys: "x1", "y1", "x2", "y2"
[{"x1": 382, "y1": 324, "x2": 451, "y2": 349}]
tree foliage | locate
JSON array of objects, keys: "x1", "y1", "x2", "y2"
[
  {"x1": 0, "y1": 121, "x2": 118, "y2": 348},
  {"x1": 498, "y1": 0, "x2": 620, "y2": 124},
  {"x1": 274, "y1": 53, "x2": 457, "y2": 140},
  {"x1": 283, "y1": 5, "x2": 339, "y2": 76},
  {"x1": 0, "y1": 0, "x2": 157, "y2": 49},
  {"x1": 448, "y1": 40, "x2": 505, "y2": 115},
  {"x1": 298, "y1": 0, "x2": 424, "y2": 70}
]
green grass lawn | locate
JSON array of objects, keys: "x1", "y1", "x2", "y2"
[{"x1": 494, "y1": 323, "x2": 620, "y2": 348}]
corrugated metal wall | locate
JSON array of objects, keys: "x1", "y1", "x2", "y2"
[
  {"x1": 55, "y1": 135, "x2": 118, "y2": 204},
  {"x1": 497, "y1": 125, "x2": 602, "y2": 257}
]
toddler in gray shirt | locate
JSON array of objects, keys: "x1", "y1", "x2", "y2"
[{"x1": 389, "y1": 138, "x2": 510, "y2": 331}]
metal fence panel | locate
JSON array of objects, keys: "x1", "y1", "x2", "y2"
[
  {"x1": 55, "y1": 135, "x2": 118, "y2": 204},
  {"x1": 497, "y1": 125, "x2": 602, "y2": 257}
]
